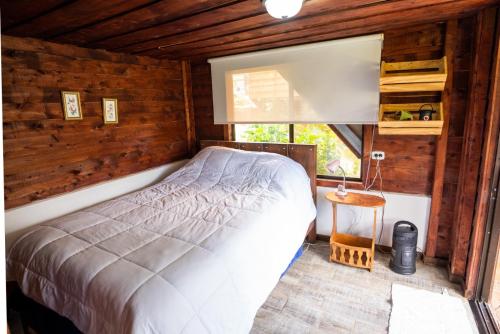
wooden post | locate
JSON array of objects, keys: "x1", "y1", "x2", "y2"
[
  {"x1": 424, "y1": 20, "x2": 457, "y2": 259},
  {"x1": 332, "y1": 203, "x2": 337, "y2": 238},
  {"x1": 464, "y1": 8, "x2": 500, "y2": 298},
  {"x1": 181, "y1": 60, "x2": 196, "y2": 156},
  {"x1": 449, "y1": 8, "x2": 498, "y2": 279},
  {"x1": 330, "y1": 203, "x2": 337, "y2": 262},
  {"x1": 372, "y1": 208, "x2": 377, "y2": 271},
  {"x1": 223, "y1": 124, "x2": 233, "y2": 141}
]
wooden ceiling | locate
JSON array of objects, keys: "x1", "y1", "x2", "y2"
[{"x1": 1, "y1": 0, "x2": 498, "y2": 60}]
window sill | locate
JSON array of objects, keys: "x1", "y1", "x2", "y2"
[{"x1": 316, "y1": 178, "x2": 365, "y2": 190}]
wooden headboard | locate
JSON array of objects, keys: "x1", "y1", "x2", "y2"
[{"x1": 200, "y1": 140, "x2": 317, "y2": 241}]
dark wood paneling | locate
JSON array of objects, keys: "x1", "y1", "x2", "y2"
[
  {"x1": 436, "y1": 17, "x2": 476, "y2": 259},
  {"x1": 154, "y1": 0, "x2": 497, "y2": 60},
  {"x1": 1, "y1": 0, "x2": 498, "y2": 59},
  {"x1": 97, "y1": 0, "x2": 267, "y2": 52},
  {"x1": 118, "y1": 0, "x2": 378, "y2": 55},
  {"x1": 465, "y1": 9, "x2": 500, "y2": 297},
  {"x1": 53, "y1": 0, "x2": 239, "y2": 47},
  {"x1": 4, "y1": 1, "x2": 155, "y2": 38},
  {"x1": 149, "y1": 0, "x2": 463, "y2": 59},
  {"x1": 425, "y1": 20, "x2": 458, "y2": 259},
  {"x1": 365, "y1": 23, "x2": 446, "y2": 196},
  {"x1": 0, "y1": 0, "x2": 68, "y2": 30},
  {"x1": 2, "y1": 36, "x2": 188, "y2": 209},
  {"x1": 181, "y1": 60, "x2": 196, "y2": 156},
  {"x1": 449, "y1": 8, "x2": 498, "y2": 279},
  {"x1": 368, "y1": 132, "x2": 437, "y2": 195},
  {"x1": 191, "y1": 62, "x2": 225, "y2": 144}
]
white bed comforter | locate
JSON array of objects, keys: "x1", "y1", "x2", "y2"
[{"x1": 7, "y1": 146, "x2": 316, "y2": 334}]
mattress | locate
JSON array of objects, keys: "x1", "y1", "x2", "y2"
[{"x1": 7, "y1": 146, "x2": 316, "y2": 334}]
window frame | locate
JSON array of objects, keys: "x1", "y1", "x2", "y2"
[{"x1": 230, "y1": 124, "x2": 364, "y2": 182}]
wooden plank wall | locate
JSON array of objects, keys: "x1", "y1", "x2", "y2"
[
  {"x1": 190, "y1": 19, "x2": 474, "y2": 260},
  {"x1": 191, "y1": 63, "x2": 225, "y2": 142},
  {"x1": 450, "y1": 8, "x2": 499, "y2": 279},
  {"x1": 372, "y1": 23, "x2": 444, "y2": 196},
  {"x1": 465, "y1": 9, "x2": 500, "y2": 296},
  {"x1": 437, "y1": 17, "x2": 476, "y2": 258},
  {"x1": 378, "y1": 18, "x2": 475, "y2": 259},
  {"x1": 3, "y1": 36, "x2": 189, "y2": 209}
]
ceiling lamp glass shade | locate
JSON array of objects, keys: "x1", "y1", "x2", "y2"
[{"x1": 263, "y1": 0, "x2": 303, "y2": 19}]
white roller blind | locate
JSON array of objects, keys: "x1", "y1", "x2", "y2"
[{"x1": 209, "y1": 34, "x2": 383, "y2": 124}]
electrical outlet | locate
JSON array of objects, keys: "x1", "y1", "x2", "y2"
[{"x1": 371, "y1": 151, "x2": 385, "y2": 160}]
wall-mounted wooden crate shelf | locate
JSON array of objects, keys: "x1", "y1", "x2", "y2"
[
  {"x1": 378, "y1": 103, "x2": 444, "y2": 135},
  {"x1": 380, "y1": 57, "x2": 447, "y2": 92}
]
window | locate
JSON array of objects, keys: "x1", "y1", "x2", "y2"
[
  {"x1": 235, "y1": 124, "x2": 289, "y2": 143},
  {"x1": 234, "y1": 124, "x2": 361, "y2": 179}
]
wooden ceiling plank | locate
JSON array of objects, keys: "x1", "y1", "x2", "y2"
[
  {"x1": 48, "y1": 0, "x2": 166, "y2": 41},
  {"x1": 110, "y1": 0, "x2": 386, "y2": 54},
  {"x1": 52, "y1": 0, "x2": 241, "y2": 46},
  {"x1": 0, "y1": 0, "x2": 71, "y2": 30},
  {"x1": 151, "y1": 0, "x2": 462, "y2": 58},
  {"x1": 144, "y1": 0, "x2": 447, "y2": 57},
  {"x1": 1, "y1": 35, "x2": 179, "y2": 69},
  {"x1": 89, "y1": 0, "x2": 269, "y2": 50},
  {"x1": 4, "y1": 0, "x2": 156, "y2": 38},
  {"x1": 161, "y1": 0, "x2": 497, "y2": 60}
]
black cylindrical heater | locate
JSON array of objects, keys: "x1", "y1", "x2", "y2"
[{"x1": 390, "y1": 221, "x2": 418, "y2": 275}]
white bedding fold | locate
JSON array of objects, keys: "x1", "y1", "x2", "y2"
[{"x1": 7, "y1": 146, "x2": 316, "y2": 334}]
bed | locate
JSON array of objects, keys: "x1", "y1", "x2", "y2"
[{"x1": 7, "y1": 142, "x2": 317, "y2": 334}]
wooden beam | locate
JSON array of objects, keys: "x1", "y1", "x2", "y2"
[
  {"x1": 5, "y1": 0, "x2": 155, "y2": 38},
  {"x1": 449, "y1": 8, "x2": 498, "y2": 279},
  {"x1": 362, "y1": 125, "x2": 375, "y2": 189},
  {"x1": 147, "y1": 0, "x2": 450, "y2": 57},
  {"x1": 424, "y1": 20, "x2": 458, "y2": 259},
  {"x1": 0, "y1": 35, "x2": 180, "y2": 69},
  {"x1": 181, "y1": 60, "x2": 197, "y2": 157},
  {"x1": 223, "y1": 125, "x2": 233, "y2": 142},
  {"x1": 116, "y1": 0, "x2": 381, "y2": 54},
  {"x1": 328, "y1": 125, "x2": 362, "y2": 159},
  {"x1": 464, "y1": 8, "x2": 500, "y2": 298},
  {"x1": 152, "y1": 0, "x2": 498, "y2": 59},
  {"x1": 0, "y1": 0, "x2": 67, "y2": 30},
  {"x1": 52, "y1": 0, "x2": 240, "y2": 46}
]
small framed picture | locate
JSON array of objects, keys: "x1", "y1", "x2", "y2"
[
  {"x1": 102, "y1": 98, "x2": 119, "y2": 124},
  {"x1": 61, "y1": 91, "x2": 83, "y2": 120}
]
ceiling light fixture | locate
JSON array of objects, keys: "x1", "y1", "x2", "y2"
[{"x1": 263, "y1": 0, "x2": 304, "y2": 19}]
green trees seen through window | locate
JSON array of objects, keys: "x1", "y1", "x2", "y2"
[{"x1": 234, "y1": 124, "x2": 361, "y2": 178}]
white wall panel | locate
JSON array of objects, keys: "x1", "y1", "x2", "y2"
[
  {"x1": 5, "y1": 160, "x2": 187, "y2": 251},
  {"x1": 316, "y1": 186, "x2": 431, "y2": 251}
]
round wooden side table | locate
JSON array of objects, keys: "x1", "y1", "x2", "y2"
[{"x1": 326, "y1": 191, "x2": 386, "y2": 271}]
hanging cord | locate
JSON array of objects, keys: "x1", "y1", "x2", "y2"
[
  {"x1": 365, "y1": 159, "x2": 381, "y2": 191},
  {"x1": 376, "y1": 175, "x2": 391, "y2": 254}
]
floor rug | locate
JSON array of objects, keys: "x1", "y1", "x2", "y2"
[{"x1": 389, "y1": 283, "x2": 476, "y2": 334}]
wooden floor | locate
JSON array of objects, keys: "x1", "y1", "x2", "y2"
[{"x1": 251, "y1": 242, "x2": 476, "y2": 334}]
